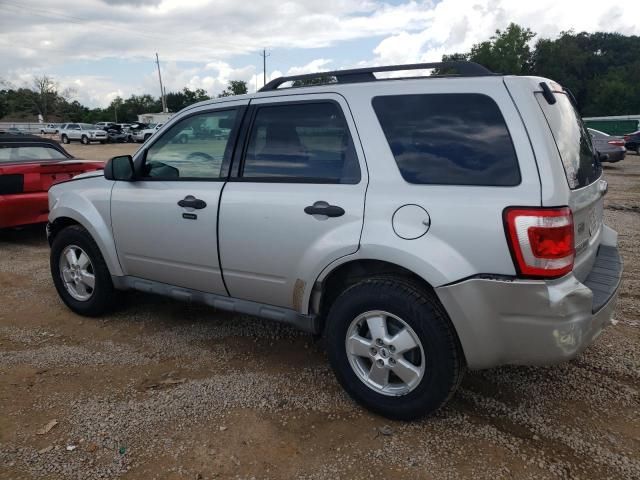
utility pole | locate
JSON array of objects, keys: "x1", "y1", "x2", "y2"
[
  {"x1": 155, "y1": 52, "x2": 167, "y2": 113},
  {"x1": 259, "y1": 49, "x2": 270, "y2": 87}
]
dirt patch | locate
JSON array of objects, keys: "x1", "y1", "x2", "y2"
[{"x1": 0, "y1": 146, "x2": 639, "y2": 479}]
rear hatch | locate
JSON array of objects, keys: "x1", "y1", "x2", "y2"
[
  {"x1": 0, "y1": 160, "x2": 103, "y2": 194},
  {"x1": 534, "y1": 87, "x2": 604, "y2": 282}
]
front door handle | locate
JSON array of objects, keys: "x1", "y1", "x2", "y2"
[
  {"x1": 178, "y1": 195, "x2": 207, "y2": 210},
  {"x1": 304, "y1": 202, "x2": 345, "y2": 218}
]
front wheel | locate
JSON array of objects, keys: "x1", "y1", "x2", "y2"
[
  {"x1": 325, "y1": 278, "x2": 464, "y2": 420},
  {"x1": 81, "y1": 135, "x2": 89, "y2": 145},
  {"x1": 50, "y1": 225, "x2": 116, "y2": 316},
  {"x1": 61, "y1": 135, "x2": 69, "y2": 144}
]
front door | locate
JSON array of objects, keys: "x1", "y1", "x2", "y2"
[
  {"x1": 111, "y1": 103, "x2": 245, "y2": 294},
  {"x1": 219, "y1": 95, "x2": 367, "y2": 310}
]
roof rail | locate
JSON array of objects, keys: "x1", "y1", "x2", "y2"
[{"x1": 260, "y1": 61, "x2": 493, "y2": 92}]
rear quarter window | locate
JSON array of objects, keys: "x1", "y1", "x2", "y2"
[
  {"x1": 535, "y1": 92, "x2": 601, "y2": 189},
  {"x1": 372, "y1": 93, "x2": 520, "y2": 186}
]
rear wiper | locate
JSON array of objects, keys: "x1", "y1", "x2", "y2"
[{"x1": 539, "y1": 82, "x2": 556, "y2": 105}]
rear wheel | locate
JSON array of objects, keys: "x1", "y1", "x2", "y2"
[
  {"x1": 50, "y1": 225, "x2": 115, "y2": 316},
  {"x1": 325, "y1": 277, "x2": 464, "y2": 420},
  {"x1": 81, "y1": 135, "x2": 89, "y2": 145},
  {"x1": 61, "y1": 134, "x2": 69, "y2": 144}
]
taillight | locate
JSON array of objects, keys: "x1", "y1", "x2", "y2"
[
  {"x1": 504, "y1": 207, "x2": 574, "y2": 278},
  {"x1": 607, "y1": 140, "x2": 625, "y2": 147}
]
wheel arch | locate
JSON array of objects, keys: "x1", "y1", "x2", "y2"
[
  {"x1": 310, "y1": 258, "x2": 439, "y2": 330},
  {"x1": 49, "y1": 197, "x2": 123, "y2": 276}
]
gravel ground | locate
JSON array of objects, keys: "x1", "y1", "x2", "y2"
[{"x1": 0, "y1": 145, "x2": 638, "y2": 480}]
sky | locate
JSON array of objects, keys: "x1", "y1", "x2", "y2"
[{"x1": 1, "y1": 0, "x2": 638, "y2": 108}]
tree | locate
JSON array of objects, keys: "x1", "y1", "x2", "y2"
[
  {"x1": 291, "y1": 75, "x2": 335, "y2": 87},
  {"x1": 218, "y1": 80, "x2": 248, "y2": 97},
  {"x1": 31, "y1": 75, "x2": 59, "y2": 121},
  {"x1": 166, "y1": 87, "x2": 209, "y2": 112},
  {"x1": 439, "y1": 23, "x2": 535, "y2": 75}
]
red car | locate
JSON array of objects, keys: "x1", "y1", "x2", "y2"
[{"x1": 0, "y1": 134, "x2": 104, "y2": 229}]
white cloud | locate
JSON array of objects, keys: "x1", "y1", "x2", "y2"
[{"x1": 1, "y1": 0, "x2": 639, "y2": 107}]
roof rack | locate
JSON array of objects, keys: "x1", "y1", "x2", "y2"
[{"x1": 260, "y1": 61, "x2": 493, "y2": 92}]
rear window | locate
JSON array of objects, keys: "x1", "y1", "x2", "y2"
[
  {"x1": 535, "y1": 92, "x2": 601, "y2": 189},
  {"x1": 372, "y1": 93, "x2": 520, "y2": 186}
]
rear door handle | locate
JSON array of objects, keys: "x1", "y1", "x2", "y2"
[
  {"x1": 304, "y1": 202, "x2": 345, "y2": 218},
  {"x1": 178, "y1": 195, "x2": 207, "y2": 209}
]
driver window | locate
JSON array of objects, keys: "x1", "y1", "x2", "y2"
[{"x1": 143, "y1": 109, "x2": 238, "y2": 179}]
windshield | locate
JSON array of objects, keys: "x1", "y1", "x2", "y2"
[
  {"x1": 80, "y1": 123, "x2": 96, "y2": 129},
  {"x1": 536, "y1": 92, "x2": 601, "y2": 189}
]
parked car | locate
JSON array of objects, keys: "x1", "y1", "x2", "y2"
[
  {"x1": 40, "y1": 123, "x2": 60, "y2": 134},
  {"x1": 95, "y1": 122, "x2": 116, "y2": 130},
  {"x1": 104, "y1": 124, "x2": 129, "y2": 143},
  {"x1": 0, "y1": 127, "x2": 27, "y2": 135},
  {"x1": 47, "y1": 62, "x2": 622, "y2": 420},
  {"x1": 0, "y1": 133, "x2": 103, "y2": 229},
  {"x1": 588, "y1": 128, "x2": 626, "y2": 163},
  {"x1": 59, "y1": 123, "x2": 108, "y2": 145},
  {"x1": 131, "y1": 123, "x2": 163, "y2": 143},
  {"x1": 623, "y1": 130, "x2": 640, "y2": 154}
]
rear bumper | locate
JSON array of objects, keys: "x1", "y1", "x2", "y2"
[
  {"x1": 603, "y1": 150, "x2": 626, "y2": 163},
  {"x1": 0, "y1": 193, "x2": 49, "y2": 228},
  {"x1": 436, "y1": 240, "x2": 623, "y2": 370}
]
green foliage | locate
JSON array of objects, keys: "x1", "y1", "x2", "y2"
[
  {"x1": 0, "y1": 84, "x2": 210, "y2": 123},
  {"x1": 440, "y1": 27, "x2": 640, "y2": 115},
  {"x1": 218, "y1": 80, "x2": 248, "y2": 98},
  {"x1": 291, "y1": 75, "x2": 336, "y2": 87}
]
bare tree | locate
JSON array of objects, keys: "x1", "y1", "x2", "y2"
[{"x1": 32, "y1": 75, "x2": 58, "y2": 121}]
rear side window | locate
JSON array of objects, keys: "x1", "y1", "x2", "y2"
[
  {"x1": 535, "y1": 92, "x2": 601, "y2": 189},
  {"x1": 0, "y1": 146, "x2": 68, "y2": 162},
  {"x1": 372, "y1": 94, "x2": 520, "y2": 186},
  {"x1": 241, "y1": 102, "x2": 361, "y2": 184}
]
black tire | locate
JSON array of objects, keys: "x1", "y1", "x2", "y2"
[
  {"x1": 81, "y1": 135, "x2": 89, "y2": 145},
  {"x1": 61, "y1": 134, "x2": 69, "y2": 144},
  {"x1": 325, "y1": 277, "x2": 464, "y2": 420},
  {"x1": 100, "y1": 140, "x2": 106, "y2": 144},
  {"x1": 50, "y1": 225, "x2": 116, "y2": 316}
]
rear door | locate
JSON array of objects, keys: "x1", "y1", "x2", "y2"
[{"x1": 218, "y1": 94, "x2": 367, "y2": 310}]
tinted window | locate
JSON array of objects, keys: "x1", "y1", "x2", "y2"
[
  {"x1": 143, "y1": 109, "x2": 237, "y2": 179},
  {"x1": 536, "y1": 93, "x2": 601, "y2": 189},
  {"x1": 242, "y1": 102, "x2": 360, "y2": 184},
  {"x1": 372, "y1": 94, "x2": 520, "y2": 186},
  {"x1": 0, "y1": 145, "x2": 68, "y2": 163}
]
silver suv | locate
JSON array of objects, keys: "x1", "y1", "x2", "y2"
[
  {"x1": 46, "y1": 62, "x2": 622, "y2": 420},
  {"x1": 59, "y1": 123, "x2": 108, "y2": 145}
]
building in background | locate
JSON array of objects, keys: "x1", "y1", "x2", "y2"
[{"x1": 137, "y1": 112, "x2": 173, "y2": 124}]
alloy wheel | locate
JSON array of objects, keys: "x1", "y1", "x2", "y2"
[
  {"x1": 345, "y1": 310, "x2": 425, "y2": 396},
  {"x1": 59, "y1": 245, "x2": 95, "y2": 301}
]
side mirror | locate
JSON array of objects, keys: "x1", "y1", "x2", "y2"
[{"x1": 104, "y1": 155, "x2": 135, "y2": 181}]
